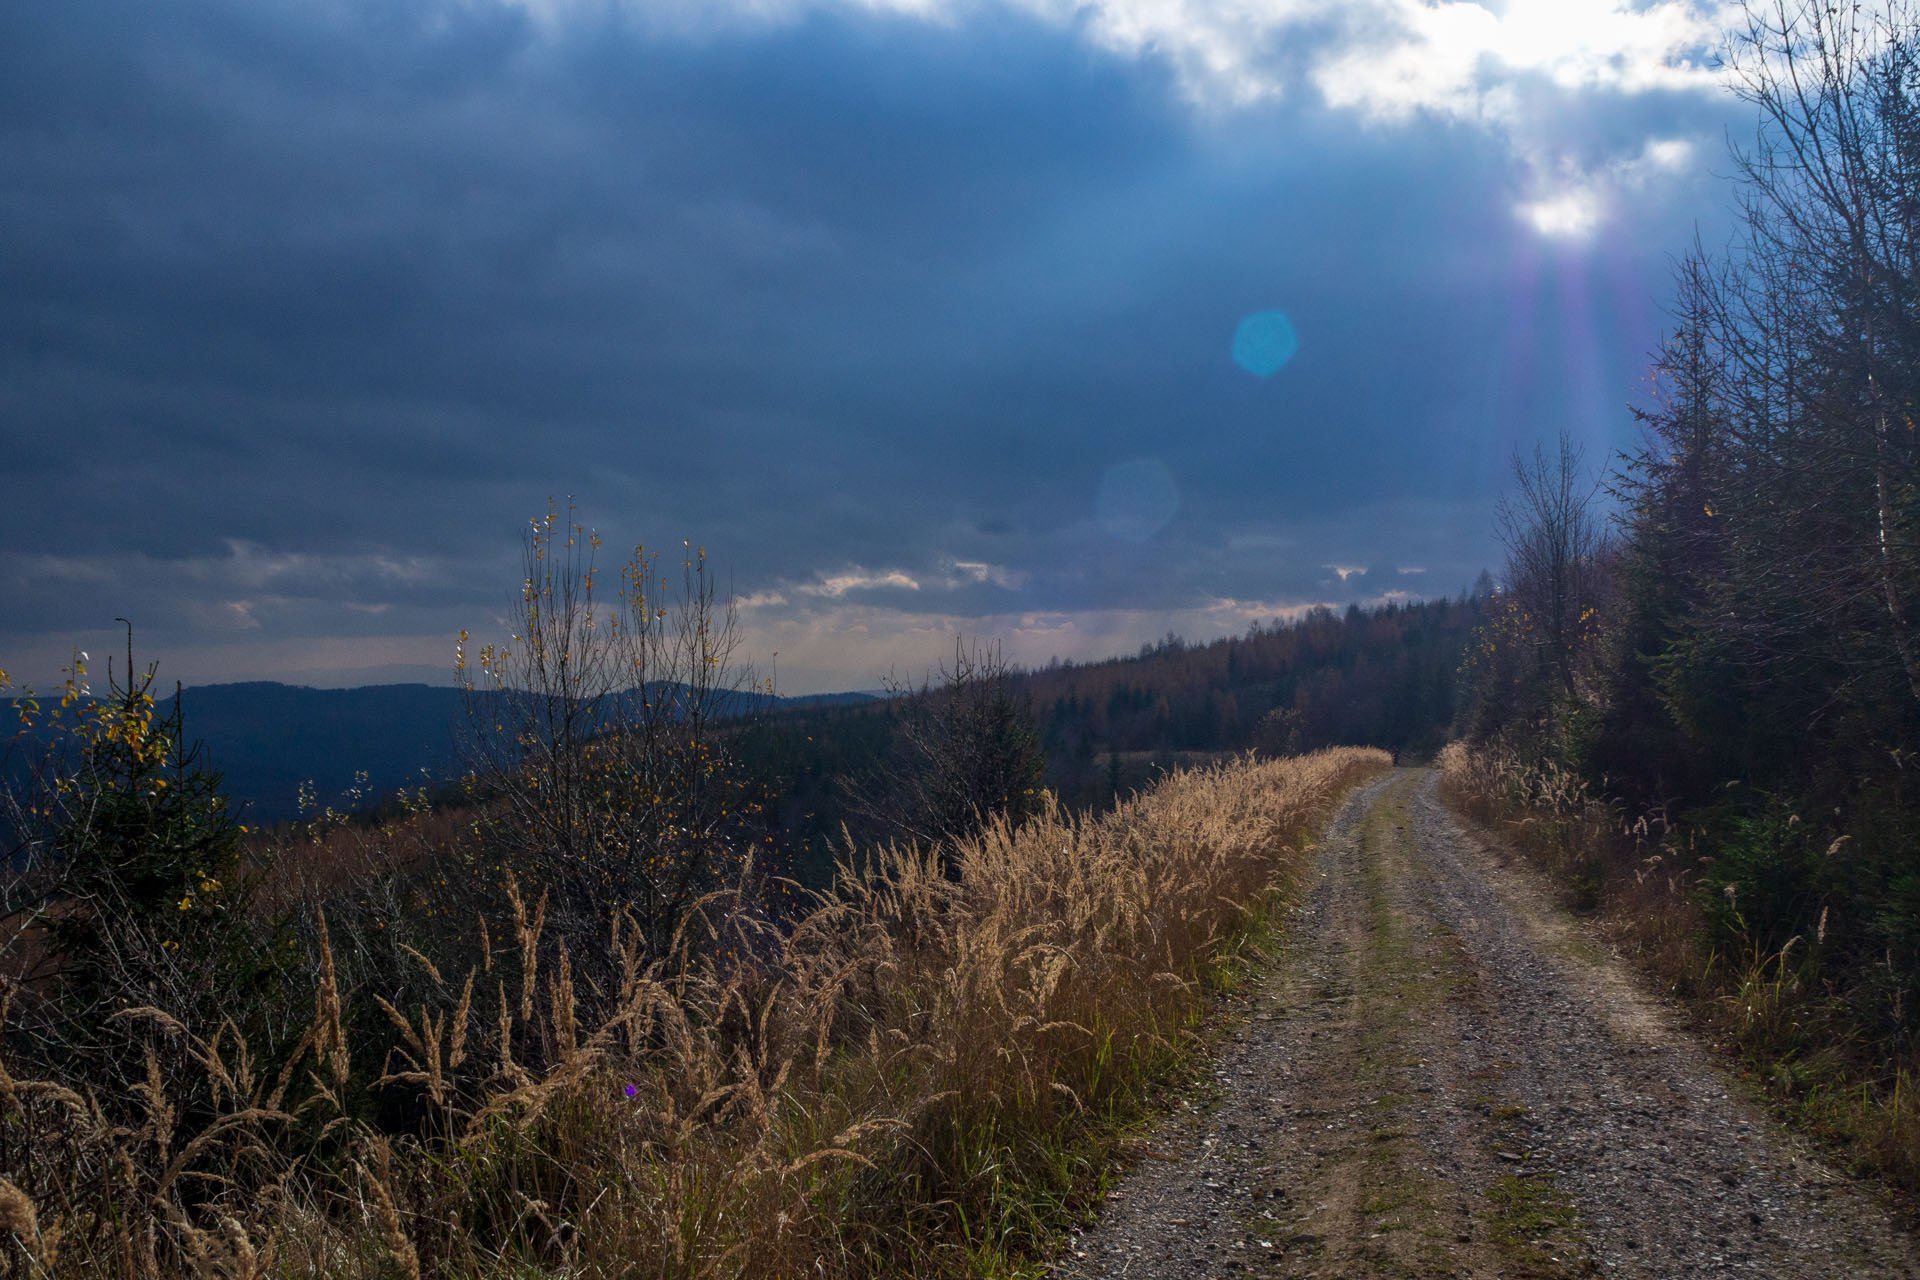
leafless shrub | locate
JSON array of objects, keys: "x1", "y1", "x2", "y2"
[{"x1": 457, "y1": 502, "x2": 770, "y2": 969}]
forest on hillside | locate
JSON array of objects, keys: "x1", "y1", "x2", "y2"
[
  {"x1": 734, "y1": 594, "x2": 1484, "y2": 879},
  {"x1": 1023, "y1": 597, "x2": 1478, "y2": 766}
]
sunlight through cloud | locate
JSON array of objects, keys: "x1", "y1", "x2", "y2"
[
  {"x1": 1518, "y1": 189, "x2": 1603, "y2": 238},
  {"x1": 1513, "y1": 135, "x2": 1698, "y2": 238},
  {"x1": 495, "y1": 0, "x2": 1733, "y2": 236},
  {"x1": 505, "y1": 0, "x2": 1735, "y2": 238},
  {"x1": 497, "y1": 0, "x2": 1732, "y2": 113}
]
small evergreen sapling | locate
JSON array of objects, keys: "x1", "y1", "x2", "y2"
[{"x1": 11, "y1": 630, "x2": 265, "y2": 1032}]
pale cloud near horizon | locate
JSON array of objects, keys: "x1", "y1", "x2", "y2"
[
  {"x1": 0, "y1": 592, "x2": 1384, "y2": 696},
  {"x1": 0, "y1": 525, "x2": 1451, "y2": 691},
  {"x1": 0, "y1": 588, "x2": 1340, "y2": 696}
]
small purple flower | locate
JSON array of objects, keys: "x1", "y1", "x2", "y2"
[{"x1": 623, "y1": 1083, "x2": 638, "y2": 1099}]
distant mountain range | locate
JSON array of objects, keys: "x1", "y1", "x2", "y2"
[{"x1": 4, "y1": 682, "x2": 876, "y2": 826}]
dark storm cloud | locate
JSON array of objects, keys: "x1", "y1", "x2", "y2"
[
  {"x1": 4, "y1": 2, "x2": 1174, "y2": 525},
  {"x1": 0, "y1": 0, "x2": 1742, "y2": 690}
]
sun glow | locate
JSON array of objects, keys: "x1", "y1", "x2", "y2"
[{"x1": 1518, "y1": 189, "x2": 1603, "y2": 239}]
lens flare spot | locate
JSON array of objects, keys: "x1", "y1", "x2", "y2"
[
  {"x1": 1232, "y1": 310, "x2": 1299, "y2": 377},
  {"x1": 1096, "y1": 458, "x2": 1179, "y2": 542}
]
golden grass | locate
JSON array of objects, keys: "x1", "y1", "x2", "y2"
[
  {"x1": 1435, "y1": 741, "x2": 1701, "y2": 983},
  {"x1": 2, "y1": 748, "x2": 1388, "y2": 1278}
]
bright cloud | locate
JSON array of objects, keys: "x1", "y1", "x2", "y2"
[
  {"x1": 1514, "y1": 133, "x2": 1701, "y2": 238},
  {"x1": 513, "y1": 0, "x2": 1733, "y2": 113},
  {"x1": 1315, "y1": 0, "x2": 1728, "y2": 122},
  {"x1": 504, "y1": 0, "x2": 1734, "y2": 236},
  {"x1": 1519, "y1": 189, "x2": 1603, "y2": 237},
  {"x1": 780, "y1": 560, "x2": 1024, "y2": 601},
  {"x1": 797, "y1": 567, "x2": 922, "y2": 597},
  {"x1": 949, "y1": 559, "x2": 1027, "y2": 590}
]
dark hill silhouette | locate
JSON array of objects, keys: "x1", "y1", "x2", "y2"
[
  {"x1": 5, "y1": 682, "x2": 876, "y2": 826},
  {"x1": 165, "y1": 682, "x2": 465, "y2": 824}
]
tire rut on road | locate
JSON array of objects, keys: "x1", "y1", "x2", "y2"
[{"x1": 1052, "y1": 768, "x2": 1917, "y2": 1279}]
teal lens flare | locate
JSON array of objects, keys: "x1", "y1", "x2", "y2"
[{"x1": 1232, "y1": 310, "x2": 1299, "y2": 377}]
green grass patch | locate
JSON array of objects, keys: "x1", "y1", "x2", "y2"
[{"x1": 1483, "y1": 1172, "x2": 1583, "y2": 1277}]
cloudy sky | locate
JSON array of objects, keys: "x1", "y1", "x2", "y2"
[{"x1": 2, "y1": 0, "x2": 1750, "y2": 694}]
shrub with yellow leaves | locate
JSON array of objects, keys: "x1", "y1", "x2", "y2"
[{"x1": 1, "y1": 626, "x2": 293, "y2": 1134}]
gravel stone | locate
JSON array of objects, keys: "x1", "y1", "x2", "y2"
[{"x1": 1050, "y1": 768, "x2": 1918, "y2": 1279}]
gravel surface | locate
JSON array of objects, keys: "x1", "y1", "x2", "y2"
[{"x1": 1052, "y1": 768, "x2": 1918, "y2": 1279}]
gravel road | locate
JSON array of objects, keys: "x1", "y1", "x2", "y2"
[{"x1": 1053, "y1": 768, "x2": 1918, "y2": 1279}]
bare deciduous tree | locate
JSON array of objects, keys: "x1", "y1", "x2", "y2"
[
  {"x1": 1718, "y1": 0, "x2": 1920, "y2": 705},
  {"x1": 1495, "y1": 430, "x2": 1608, "y2": 701},
  {"x1": 459, "y1": 501, "x2": 766, "y2": 957}
]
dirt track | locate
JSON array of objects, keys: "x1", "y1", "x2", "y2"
[{"x1": 1053, "y1": 768, "x2": 1918, "y2": 1279}]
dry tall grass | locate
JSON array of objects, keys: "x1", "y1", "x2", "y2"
[
  {"x1": 1436, "y1": 742, "x2": 1700, "y2": 983},
  {"x1": 1, "y1": 748, "x2": 1387, "y2": 1278},
  {"x1": 1437, "y1": 741, "x2": 1920, "y2": 1193}
]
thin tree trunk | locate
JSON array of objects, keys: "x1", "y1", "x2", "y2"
[{"x1": 1874, "y1": 407, "x2": 1920, "y2": 704}]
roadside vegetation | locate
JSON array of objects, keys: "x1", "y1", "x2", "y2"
[
  {"x1": 0, "y1": 502, "x2": 1388, "y2": 1277},
  {"x1": 1438, "y1": 742, "x2": 1920, "y2": 1193},
  {"x1": 1449, "y1": 0, "x2": 1920, "y2": 1194}
]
